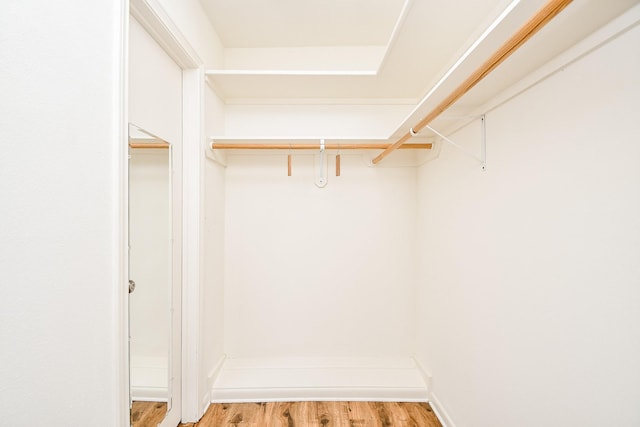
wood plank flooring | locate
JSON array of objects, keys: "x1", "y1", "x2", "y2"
[
  {"x1": 179, "y1": 402, "x2": 442, "y2": 427},
  {"x1": 131, "y1": 401, "x2": 167, "y2": 427}
]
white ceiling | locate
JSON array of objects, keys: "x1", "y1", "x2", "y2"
[{"x1": 199, "y1": 0, "x2": 638, "y2": 139}]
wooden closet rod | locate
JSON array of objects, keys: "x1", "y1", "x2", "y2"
[
  {"x1": 129, "y1": 142, "x2": 170, "y2": 149},
  {"x1": 211, "y1": 142, "x2": 432, "y2": 150},
  {"x1": 372, "y1": 0, "x2": 573, "y2": 165}
]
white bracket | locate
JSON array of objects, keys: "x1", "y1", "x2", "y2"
[
  {"x1": 315, "y1": 139, "x2": 328, "y2": 187},
  {"x1": 427, "y1": 114, "x2": 487, "y2": 170}
]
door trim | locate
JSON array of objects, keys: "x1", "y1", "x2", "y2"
[{"x1": 127, "y1": 0, "x2": 205, "y2": 422}]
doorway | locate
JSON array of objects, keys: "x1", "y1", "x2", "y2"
[{"x1": 127, "y1": 0, "x2": 205, "y2": 423}]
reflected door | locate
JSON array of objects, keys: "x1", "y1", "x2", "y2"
[{"x1": 128, "y1": 124, "x2": 178, "y2": 427}]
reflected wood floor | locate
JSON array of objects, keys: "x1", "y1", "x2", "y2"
[
  {"x1": 131, "y1": 401, "x2": 167, "y2": 427},
  {"x1": 179, "y1": 401, "x2": 442, "y2": 427}
]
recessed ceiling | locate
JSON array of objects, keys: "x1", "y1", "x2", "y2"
[
  {"x1": 199, "y1": 0, "x2": 406, "y2": 48},
  {"x1": 202, "y1": 0, "x2": 513, "y2": 101},
  {"x1": 201, "y1": 0, "x2": 637, "y2": 102}
]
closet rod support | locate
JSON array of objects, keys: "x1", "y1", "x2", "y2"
[{"x1": 426, "y1": 116, "x2": 487, "y2": 171}]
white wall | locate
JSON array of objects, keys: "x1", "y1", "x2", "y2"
[
  {"x1": 0, "y1": 1, "x2": 127, "y2": 425},
  {"x1": 415, "y1": 20, "x2": 640, "y2": 427},
  {"x1": 223, "y1": 153, "x2": 417, "y2": 359},
  {"x1": 220, "y1": 104, "x2": 413, "y2": 139}
]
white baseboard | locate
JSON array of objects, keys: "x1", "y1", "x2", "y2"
[
  {"x1": 429, "y1": 391, "x2": 456, "y2": 427},
  {"x1": 211, "y1": 357, "x2": 428, "y2": 403}
]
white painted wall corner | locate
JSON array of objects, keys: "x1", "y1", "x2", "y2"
[
  {"x1": 202, "y1": 354, "x2": 227, "y2": 413},
  {"x1": 411, "y1": 356, "x2": 433, "y2": 393},
  {"x1": 412, "y1": 357, "x2": 453, "y2": 427}
]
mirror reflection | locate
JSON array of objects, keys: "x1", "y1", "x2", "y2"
[{"x1": 128, "y1": 124, "x2": 172, "y2": 426}]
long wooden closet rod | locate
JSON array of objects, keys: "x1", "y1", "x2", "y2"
[
  {"x1": 372, "y1": 0, "x2": 573, "y2": 165},
  {"x1": 129, "y1": 142, "x2": 170, "y2": 149},
  {"x1": 211, "y1": 142, "x2": 432, "y2": 150}
]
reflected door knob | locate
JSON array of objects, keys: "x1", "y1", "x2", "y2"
[{"x1": 128, "y1": 279, "x2": 136, "y2": 294}]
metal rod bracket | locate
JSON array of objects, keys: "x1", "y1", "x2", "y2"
[{"x1": 315, "y1": 139, "x2": 328, "y2": 188}]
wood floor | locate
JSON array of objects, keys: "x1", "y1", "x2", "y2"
[
  {"x1": 179, "y1": 401, "x2": 442, "y2": 427},
  {"x1": 131, "y1": 401, "x2": 167, "y2": 427}
]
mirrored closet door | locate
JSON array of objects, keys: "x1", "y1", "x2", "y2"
[{"x1": 128, "y1": 124, "x2": 178, "y2": 427}]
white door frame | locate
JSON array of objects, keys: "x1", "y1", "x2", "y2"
[{"x1": 127, "y1": 0, "x2": 206, "y2": 423}]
